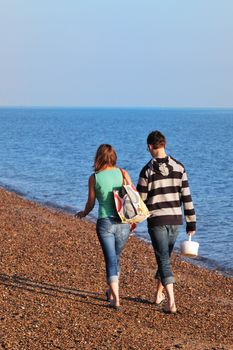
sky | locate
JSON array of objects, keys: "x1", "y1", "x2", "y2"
[{"x1": 0, "y1": 0, "x2": 232, "y2": 107}]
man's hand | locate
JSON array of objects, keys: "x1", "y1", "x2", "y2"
[{"x1": 187, "y1": 231, "x2": 196, "y2": 236}]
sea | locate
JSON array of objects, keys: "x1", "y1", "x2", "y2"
[{"x1": 0, "y1": 107, "x2": 233, "y2": 277}]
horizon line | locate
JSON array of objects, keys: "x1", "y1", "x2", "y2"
[{"x1": 0, "y1": 105, "x2": 233, "y2": 110}]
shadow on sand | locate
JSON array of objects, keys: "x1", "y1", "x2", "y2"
[{"x1": 0, "y1": 273, "x2": 108, "y2": 307}]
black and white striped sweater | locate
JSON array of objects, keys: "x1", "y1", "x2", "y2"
[{"x1": 137, "y1": 156, "x2": 196, "y2": 232}]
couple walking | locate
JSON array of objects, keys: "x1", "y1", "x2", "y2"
[{"x1": 76, "y1": 130, "x2": 196, "y2": 313}]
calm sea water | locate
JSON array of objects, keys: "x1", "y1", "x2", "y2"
[{"x1": 0, "y1": 107, "x2": 233, "y2": 276}]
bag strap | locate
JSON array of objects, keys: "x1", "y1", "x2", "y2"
[{"x1": 119, "y1": 168, "x2": 130, "y2": 185}]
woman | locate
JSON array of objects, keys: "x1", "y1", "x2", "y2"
[{"x1": 75, "y1": 144, "x2": 131, "y2": 310}]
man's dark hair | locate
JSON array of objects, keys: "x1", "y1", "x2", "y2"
[{"x1": 147, "y1": 130, "x2": 166, "y2": 149}]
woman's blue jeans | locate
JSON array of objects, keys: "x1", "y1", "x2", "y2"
[
  {"x1": 96, "y1": 217, "x2": 130, "y2": 284},
  {"x1": 148, "y1": 225, "x2": 179, "y2": 286}
]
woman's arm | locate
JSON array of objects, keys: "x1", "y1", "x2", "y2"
[{"x1": 75, "y1": 175, "x2": 96, "y2": 218}]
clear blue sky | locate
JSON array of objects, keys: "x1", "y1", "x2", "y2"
[{"x1": 0, "y1": 0, "x2": 232, "y2": 107}]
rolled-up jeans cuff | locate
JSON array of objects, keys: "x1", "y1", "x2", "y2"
[
  {"x1": 162, "y1": 276, "x2": 175, "y2": 286},
  {"x1": 107, "y1": 275, "x2": 118, "y2": 284}
]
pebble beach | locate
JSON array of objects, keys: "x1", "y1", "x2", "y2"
[{"x1": 0, "y1": 187, "x2": 232, "y2": 350}]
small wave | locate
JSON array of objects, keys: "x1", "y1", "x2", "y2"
[
  {"x1": 0, "y1": 183, "x2": 27, "y2": 197},
  {"x1": 137, "y1": 233, "x2": 233, "y2": 278},
  {"x1": 179, "y1": 252, "x2": 233, "y2": 278}
]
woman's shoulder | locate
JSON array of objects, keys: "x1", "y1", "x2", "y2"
[
  {"x1": 119, "y1": 168, "x2": 132, "y2": 184},
  {"x1": 96, "y1": 167, "x2": 120, "y2": 174},
  {"x1": 119, "y1": 168, "x2": 127, "y2": 174},
  {"x1": 119, "y1": 168, "x2": 131, "y2": 176}
]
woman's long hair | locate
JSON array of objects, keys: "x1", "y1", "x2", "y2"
[{"x1": 93, "y1": 144, "x2": 117, "y2": 172}]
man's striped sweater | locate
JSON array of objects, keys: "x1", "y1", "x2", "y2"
[{"x1": 137, "y1": 156, "x2": 196, "y2": 232}]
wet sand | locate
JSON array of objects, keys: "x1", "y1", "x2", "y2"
[{"x1": 0, "y1": 187, "x2": 232, "y2": 350}]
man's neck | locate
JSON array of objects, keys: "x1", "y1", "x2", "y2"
[{"x1": 152, "y1": 148, "x2": 167, "y2": 159}]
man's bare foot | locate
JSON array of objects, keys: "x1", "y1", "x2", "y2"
[{"x1": 163, "y1": 303, "x2": 177, "y2": 314}]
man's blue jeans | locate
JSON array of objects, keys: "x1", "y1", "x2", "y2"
[
  {"x1": 148, "y1": 225, "x2": 179, "y2": 286},
  {"x1": 96, "y1": 217, "x2": 130, "y2": 284}
]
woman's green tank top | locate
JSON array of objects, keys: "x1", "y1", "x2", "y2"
[{"x1": 95, "y1": 168, "x2": 123, "y2": 219}]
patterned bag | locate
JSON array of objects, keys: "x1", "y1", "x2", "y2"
[{"x1": 113, "y1": 169, "x2": 150, "y2": 224}]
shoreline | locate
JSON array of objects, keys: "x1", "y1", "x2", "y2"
[
  {"x1": 1, "y1": 183, "x2": 232, "y2": 278},
  {"x1": 0, "y1": 187, "x2": 232, "y2": 349}
]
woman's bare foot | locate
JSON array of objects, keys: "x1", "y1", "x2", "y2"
[
  {"x1": 155, "y1": 292, "x2": 165, "y2": 306},
  {"x1": 106, "y1": 289, "x2": 114, "y2": 302}
]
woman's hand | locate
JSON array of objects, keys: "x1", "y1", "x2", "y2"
[
  {"x1": 130, "y1": 223, "x2": 137, "y2": 232},
  {"x1": 74, "y1": 211, "x2": 86, "y2": 219}
]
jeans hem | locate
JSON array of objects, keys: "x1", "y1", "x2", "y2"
[
  {"x1": 107, "y1": 275, "x2": 118, "y2": 284},
  {"x1": 161, "y1": 276, "x2": 175, "y2": 286}
]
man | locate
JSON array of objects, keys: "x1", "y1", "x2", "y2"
[{"x1": 137, "y1": 130, "x2": 196, "y2": 314}]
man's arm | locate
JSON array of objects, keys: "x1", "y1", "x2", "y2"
[{"x1": 181, "y1": 170, "x2": 196, "y2": 234}]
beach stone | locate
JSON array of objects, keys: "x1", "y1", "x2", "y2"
[{"x1": 0, "y1": 188, "x2": 232, "y2": 350}]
